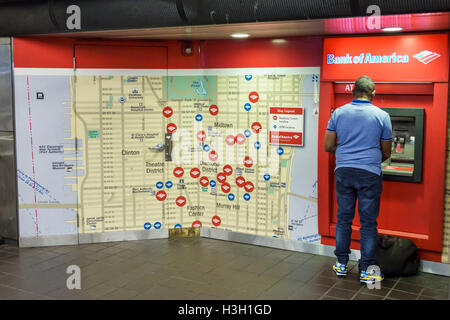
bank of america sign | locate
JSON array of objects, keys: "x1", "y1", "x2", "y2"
[
  {"x1": 327, "y1": 50, "x2": 441, "y2": 65},
  {"x1": 327, "y1": 52, "x2": 410, "y2": 64}
]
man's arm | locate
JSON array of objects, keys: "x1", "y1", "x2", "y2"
[
  {"x1": 380, "y1": 140, "x2": 392, "y2": 162},
  {"x1": 324, "y1": 131, "x2": 337, "y2": 153},
  {"x1": 380, "y1": 113, "x2": 393, "y2": 162}
]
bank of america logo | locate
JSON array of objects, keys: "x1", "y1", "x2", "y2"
[{"x1": 413, "y1": 50, "x2": 441, "y2": 64}]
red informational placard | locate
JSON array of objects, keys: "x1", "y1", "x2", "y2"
[
  {"x1": 269, "y1": 107, "x2": 304, "y2": 147},
  {"x1": 322, "y1": 34, "x2": 449, "y2": 82}
]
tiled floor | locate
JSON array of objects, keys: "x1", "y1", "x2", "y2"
[{"x1": 0, "y1": 237, "x2": 448, "y2": 300}]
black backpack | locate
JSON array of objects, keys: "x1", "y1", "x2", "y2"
[{"x1": 376, "y1": 235, "x2": 420, "y2": 277}]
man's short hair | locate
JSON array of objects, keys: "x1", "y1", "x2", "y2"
[{"x1": 352, "y1": 76, "x2": 375, "y2": 99}]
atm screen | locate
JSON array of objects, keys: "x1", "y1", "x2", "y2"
[{"x1": 381, "y1": 108, "x2": 424, "y2": 182}]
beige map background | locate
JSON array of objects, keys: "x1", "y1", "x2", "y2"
[
  {"x1": 72, "y1": 72, "x2": 317, "y2": 239},
  {"x1": 14, "y1": 68, "x2": 320, "y2": 246}
]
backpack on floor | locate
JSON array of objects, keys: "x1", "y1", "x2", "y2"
[{"x1": 376, "y1": 235, "x2": 420, "y2": 277}]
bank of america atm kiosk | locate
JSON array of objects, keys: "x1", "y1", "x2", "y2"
[{"x1": 318, "y1": 34, "x2": 449, "y2": 262}]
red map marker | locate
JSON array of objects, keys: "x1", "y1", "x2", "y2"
[
  {"x1": 167, "y1": 123, "x2": 177, "y2": 133},
  {"x1": 217, "y1": 172, "x2": 227, "y2": 184},
  {"x1": 200, "y1": 176, "x2": 209, "y2": 187},
  {"x1": 223, "y1": 165, "x2": 233, "y2": 176},
  {"x1": 235, "y1": 133, "x2": 246, "y2": 145},
  {"x1": 235, "y1": 176, "x2": 246, "y2": 187},
  {"x1": 196, "y1": 130, "x2": 206, "y2": 142},
  {"x1": 190, "y1": 168, "x2": 201, "y2": 179},
  {"x1": 176, "y1": 196, "x2": 186, "y2": 207},
  {"x1": 209, "y1": 104, "x2": 219, "y2": 116},
  {"x1": 163, "y1": 106, "x2": 173, "y2": 118},
  {"x1": 226, "y1": 135, "x2": 235, "y2": 146},
  {"x1": 156, "y1": 190, "x2": 167, "y2": 201},
  {"x1": 243, "y1": 156, "x2": 253, "y2": 168},
  {"x1": 221, "y1": 182, "x2": 231, "y2": 194},
  {"x1": 173, "y1": 167, "x2": 184, "y2": 178},
  {"x1": 209, "y1": 150, "x2": 218, "y2": 162},
  {"x1": 212, "y1": 216, "x2": 221, "y2": 227},
  {"x1": 192, "y1": 220, "x2": 202, "y2": 228},
  {"x1": 249, "y1": 91, "x2": 259, "y2": 103},
  {"x1": 251, "y1": 122, "x2": 262, "y2": 134},
  {"x1": 244, "y1": 181, "x2": 255, "y2": 193}
]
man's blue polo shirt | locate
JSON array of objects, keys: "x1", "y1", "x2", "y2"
[{"x1": 326, "y1": 100, "x2": 393, "y2": 175}]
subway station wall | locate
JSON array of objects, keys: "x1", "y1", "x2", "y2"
[
  {"x1": 12, "y1": 37, "x2": 322, "y2": 246},
  {"x1": 442, "y1": 84, "x2": 450, "y2": 264}
]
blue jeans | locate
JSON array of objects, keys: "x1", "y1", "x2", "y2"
[{"x1": 334, "y1": 167, "x2": 383, "y2": 271}]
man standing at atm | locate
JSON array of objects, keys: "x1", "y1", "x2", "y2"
[{"x1": 323, "y1": 75, "x2": 392, "y2": 284}]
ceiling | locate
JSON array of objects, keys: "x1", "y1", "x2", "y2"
[{"x1": 40, "y1": 12, "x2": 450, "y2": 40}]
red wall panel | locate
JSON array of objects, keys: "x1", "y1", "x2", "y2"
[
  {"x1": 13, "y1": 38, "x2": 75, "y2": 68},
  {"x1": 200, "y1": 37, "x2": 322, "y2": 68},
  {"x1": 74, "y1": 45, "x2": 168, "y2": 69},
  {"x1": 13, "y1": 36, "x2": 322, "y2": 69}
]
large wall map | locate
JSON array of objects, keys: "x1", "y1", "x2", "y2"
[{"x1": 14, "y1": 68, "x2": 320, "y2": 245}]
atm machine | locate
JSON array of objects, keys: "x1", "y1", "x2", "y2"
[
  {"x1": 381, "y1": 108, "x2": 424, "y2": 183},
  {"x1": 318, "y1": 34, "x2": 449, "y2": 262}
]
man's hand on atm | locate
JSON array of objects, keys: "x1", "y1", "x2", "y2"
[
  {"x1": 380, "y1": 140, "x2": 392, "y2": 162},
  {"x1": 324, "y1": 131, "x2": 337, "y2": 154}
]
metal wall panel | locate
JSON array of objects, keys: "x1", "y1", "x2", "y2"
[
  {"x1": 0, "y1": 38, "x2": 17, "y2": 241},
  {"x1": 0, "y1": 131, "x2": 17, "y2": 240},
  {"x1": 0, "y1": 43, "x2": 13, "y2": 131}
]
